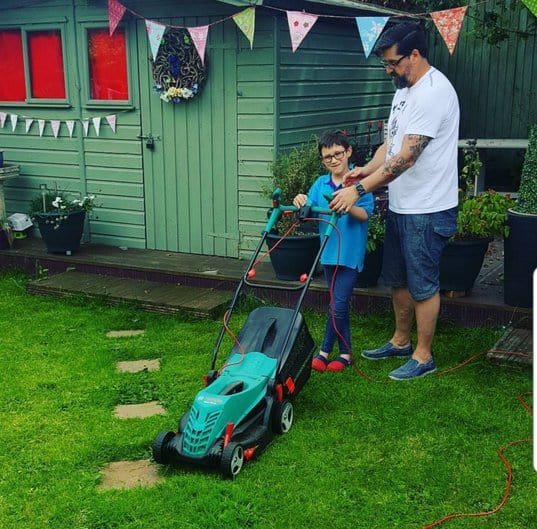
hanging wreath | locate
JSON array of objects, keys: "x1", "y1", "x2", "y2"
[{"x1": 152, "y1": 29, "x2": 208, "y2": 104}]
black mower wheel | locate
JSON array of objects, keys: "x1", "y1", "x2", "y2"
[
  {"x1": 220, "y1": 442, "x2": 244, "y2": 478},
  {"x1": 272, "y1": 399, "x2": 294, "y2": 434},
  {"x1": 152, "y1": 430, "x2": 175, "y2": 464}
]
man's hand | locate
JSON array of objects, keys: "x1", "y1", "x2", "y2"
[
  {"x1": 330, "y1": 186, "x2": 358, "y2": 214},
  {"x1": 342, "y1": 166, "x2": 366, "y2": 187}
]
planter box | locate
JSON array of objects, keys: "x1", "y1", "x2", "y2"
[{"x1": 35, "y1": 210, "x2": 86, "y2": 255}]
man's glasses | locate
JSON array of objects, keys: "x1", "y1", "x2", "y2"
[
  {"x1": 321, "y1": 150, "x2": 346, "y2": 163},
  {"x1": 380, "y1": 54, "x2": 408, "y2": 69}
]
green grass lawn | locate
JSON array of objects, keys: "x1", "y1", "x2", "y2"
[{"x1": 0, "y1": 270, "x2": 534, "y2": 529}]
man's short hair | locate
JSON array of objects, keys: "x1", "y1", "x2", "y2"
[
  {"x1": 374, "y1": 22, "x2": 428, "y2": 59},
  {"x1": 318, "y1": 130, "x2": 351, "y2": 155}
]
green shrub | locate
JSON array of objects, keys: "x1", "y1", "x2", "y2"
[{"x1": 514, "y1": 123, "x2": 537, "y2": 214}]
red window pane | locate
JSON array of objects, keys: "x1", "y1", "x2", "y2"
[
  {"x1": 0, "y1": 30, "x2": 26, "y2": 101},
  {"x1": 88, "y1": 28, "x2": 128, "y2": 100},
  {"x1": 28, "y1": 30, "x2": 66, "y2": 99}
]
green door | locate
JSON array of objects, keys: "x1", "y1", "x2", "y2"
[{"x1": 137, "y1": 18, "x2": 239, "y2": 257}]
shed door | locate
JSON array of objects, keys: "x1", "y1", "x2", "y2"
[{"x1": 137, "y1": 18, "x2": 239, "y2": 257}]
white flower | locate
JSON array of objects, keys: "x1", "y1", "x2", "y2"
[
  {"x1": 52, "y1": 197, "x2": 63, "y2": 208},
  {"x1": 182, "y1": 88, "x2": 193, "y2": 99}
]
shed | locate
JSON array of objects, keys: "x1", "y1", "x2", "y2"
[{"x1": 0, "y1": 0, "x2": 397, "y2": 258}]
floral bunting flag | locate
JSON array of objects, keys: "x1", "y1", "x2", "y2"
[
  {"x1": 355, "y1": 17, "x2": 389, "y2": 58},
  {"x1": 10, "y1": 114, "x2": 18, "y2": 132},
  {"x1": 105, "y1": 114, "x2": 117, "y2": 133},
  {"x1": 0, "y1": 112, "x2": 6, "y2": 128},
  {"x1": 66, "y1": 120, "x2": 75, "y2": 138},
  {"x1": 108, "y1": 0, "x2": 127, "y2": 36},
  {"x1": 187, "y1": 25, "x2": 209, "y2": 66},
  {"x1": 286, "y1": 11, "x2": 318, "y2": 52},
  {"x1": 146, "y1": 19, "x2": 167, "y2": 61},
  {"x1": 92, "y1": 117, "x2": 101, "y2": 136},
  {"x1": 522, "y1": 0, "x2": 537, "y2": 17},
  {"x1": 25, "y1": 118, "x2": 34, "y2": 133},
  {"x1": 430, "y1": 6, "x2": 468, "y2": 55},
  {"x1": 51, "y1": 120, "x2": 61, "y2": 138},
  {"x1": 232, "y1": 7, "x2": 255, "y2": 49},
  {"x1": 38, "y1": 119, "x2": 45, "y2": 137},
  {"x1": 82, "y1": 119, "x2": 90, "y2": 136}
]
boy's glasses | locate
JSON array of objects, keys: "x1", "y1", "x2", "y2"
[{"x1": 321, "y1": 150, "x2": 346, "y2": 163}]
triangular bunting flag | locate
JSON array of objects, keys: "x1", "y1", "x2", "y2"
[
  {"x1": 38, "y1": 119, "x2": 45, "y2": 137},
  {"x1": 82, "y1": 119, "x2": 90, "y2": 136},
  {"x1": 105, "y1": 114, "x2": 117, "y2": 133},
  {"x1": 66, "y1": 120, "x2": 75, "y2": 138},
  {"x1": 10, "y1": 114, "x2": 18, "y2": 132},
  {"x1": 187, "y1": 25, "x2": 209, "y2": 65},
  {"x1": 286, "y1": 11, "x2": 318, "y2": 53},
  {"x1": 232, "y1": 7, "x2": 255, "y2": 49},
  {"x1": 0, "y1": 112, "x2": 6, "y2": 128},
  {"x1": 355, "y1": 17, "x2": 389, "y2": 59},
  {"x1": 431, "y1": 6, "x2": 468, "y2": 55},
  {"x1": 25, "y1": 118, "x2": 34, "y2": 133},
  {"x1": 108, "y1": 0, "x2": 127, "y2": 36},
  {"x1": 51, "y1": 120, "x2": 61, "y2": 138},
  {"x1": 92, "y1": 117, "x2": 101, "y2": 136},
  {"x1": 522, "y1": 0, "x2": 537, "y2": 18},
  {"x1": 145, "y1": 19, "x2": 167, "y2": 61}
]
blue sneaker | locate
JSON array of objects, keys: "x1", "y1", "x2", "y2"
[
  {"x1": 388, "y1": 358, "x2": 437, "y2": 381},
  {"x1": 361, "y1": 342, "x2": 412, "y2": 360}
]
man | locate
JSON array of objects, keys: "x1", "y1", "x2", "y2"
[{"x1": 330, "y1": 22, "x2": 459, "y2": 380}]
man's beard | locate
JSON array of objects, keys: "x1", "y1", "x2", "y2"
[{"x1": 391, "y1": 73, "x2": 410, "y2": 89}]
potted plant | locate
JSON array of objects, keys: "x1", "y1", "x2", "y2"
[
  {"x1": 0, "y1": 218, "x2": 13, "y2": 250},
  {"x1": 504, "y1": 122, "x2": 537, "y2": 308},
  {"x1": 29, "y1": 188, "x2": 96, "y2": 255},
  {"x1": 263, "y1": 137, "x2": 324, "y2": 280}
]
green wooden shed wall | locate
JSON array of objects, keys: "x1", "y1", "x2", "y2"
[{"x1": 1, "y1": 0, "x2": 394, "y2": 259}]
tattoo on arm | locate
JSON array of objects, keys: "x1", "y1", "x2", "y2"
[{"x1": 381, "y1": 134, "x2": 431, "y2": 184}]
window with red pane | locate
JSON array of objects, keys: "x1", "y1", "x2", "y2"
[
  {"x1": 88, "y1": 28, "x2": 128, "y2": 100},
  {"x1": 0, "y1": 30, "x2": 26, "y2": 101},
  {"x1": 28, "y1": 30, "x2": 66, "y2": 99}
]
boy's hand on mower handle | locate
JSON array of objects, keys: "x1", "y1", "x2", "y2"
[{"x1": 293, "y1": 194, "x2": 308, "y2": 208}]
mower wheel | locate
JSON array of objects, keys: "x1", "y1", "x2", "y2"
[
  {"x1": 272, "y1": 399, "x2": 293, "y2": 434},
  {"x1": 152, "y1": 430, "x2": 175, "y2": 464},
  {"x1": 220, "y1": 442, "x2": 244, "y2": 478}
]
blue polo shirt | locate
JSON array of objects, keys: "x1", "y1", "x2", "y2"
[{"x1": 308, "y1": 174, "x2": 374, "y2": 271}]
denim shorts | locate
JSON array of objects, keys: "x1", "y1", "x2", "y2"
[{"x1": 381, "y1": 207, "x2": 457, "y2": 301}]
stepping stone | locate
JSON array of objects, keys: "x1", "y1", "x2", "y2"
[
  {"x1": 116, "y1": 359, "x2": 160, "y2": 373},
  {"x1": 114, "y1": 401, "x2": 165, "y2": 419},
  {"x1": 107, "y1": 330, "x2": 146, "y2": 338},
  {"x1": 98, "y1": 460, "x2": 163, "y2": 490}
]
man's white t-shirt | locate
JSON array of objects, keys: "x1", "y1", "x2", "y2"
[{"x1": 386, "y1": 67, "x2": 459, "y2": 214}]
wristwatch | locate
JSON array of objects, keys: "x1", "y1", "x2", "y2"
[{"x1": 354, "y1": 181, "x2": 366, "y2": 197}]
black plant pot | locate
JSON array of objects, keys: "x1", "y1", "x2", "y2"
[
  {"x1": 504, "y1": 209, "x2": 537, "y2": 308},
  {"x1": 356, "y1": 244, "x2": 383, "y2": 288},
  {"x1": 35, "y1": 210, "x2": 86, "y2": 255},
  {"x1": 266, "y1": 232, "x2": 320, "y2": 281},
  {"x1": 439, "y1": 238, "x2": 490, "y2": 292}
]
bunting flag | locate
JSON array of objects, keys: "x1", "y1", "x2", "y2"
[
  {"x1": 286, "y1": 11, "x2": 318, "y2": 52},
  {"x1": 0, "y1": 112, "x2": 6, "y2": 128},
  {"x1": 108, "y1": 0, "x2": 126, "y2": 36},
  {"x1": 66, "y1": 120, "x2": 76, "y2": 138},
  {"x1": 25, "y1": 118, "x2": 34, "y2": 133},
  {"x1": 82, "y1": 119, "x2": 90, "y2": 136},
  {"x1": 522, "y1": 0, "x2": 537, "y2": 17},
  {"x1": 105, "y1": 114, "x2": 117, "y2": 133},
  {"x1": 51, "y1": 120, "x2": 61, "y2": 138},
  {"x1": 38, "y1": 119, "x2": 45, "y2": 137},
  {"x1": 355, "y1": 17, "x2": 389, "y2": 58},
  {"x1": 431, "y1": 6, "x2": 468, "y2": 55},
  {"x1": 188, "y1": 25, "x2": 209, "y2": 66},
  {"x1": 145, "y1": 19, "x2": 167, "y2": 61},
  {"x1": 10, "y1": 114, "x2": 18, "y2": 132},
  {"x1": 92, "y1": 117, "x2": 101, "y2": 136},
  {"x1": 232, "y1": 7, "x2": 256, "y2": 49}
]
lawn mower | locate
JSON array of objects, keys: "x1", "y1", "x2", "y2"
[{"x1": 152, "y1": 189, "x2": 339, "y2": 478}]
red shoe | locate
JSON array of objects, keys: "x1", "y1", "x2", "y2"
[
  {"x1": 312, "y1": 354, "x2": 329, "y2": 372},
  {"x1": 326, "y1": 356, "x2": 352, "y2": 372}
]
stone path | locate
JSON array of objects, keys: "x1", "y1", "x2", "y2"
[{"x1": 99, "y1": 329, "x2": 167, "y2": 490}]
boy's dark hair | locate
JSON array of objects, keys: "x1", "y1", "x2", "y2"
[
  {"x1": 374, "y1": 22, "x2": 428, "y2": 59},
  {"x1": 318, "y1": 130, "x2": 351, "y2": 156}
]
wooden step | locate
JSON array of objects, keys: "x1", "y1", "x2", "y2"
[
  {"x1": 487, "y1": 325, "x2": 533, "y2": 366},
  {"x1": 27, "y1": 270, "x2": 233, "y2": 318}
]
